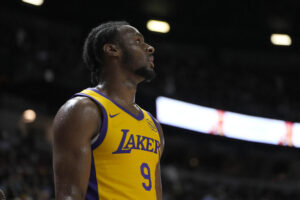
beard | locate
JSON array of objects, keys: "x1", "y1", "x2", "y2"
[
  {"x1": 120, "y1": 43, "x2": 156, "y2": 82},
  {"x1": 134, "y1": 66, "x2": 156, "y2": 82}
]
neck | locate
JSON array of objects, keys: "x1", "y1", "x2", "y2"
[{"x1": 96, "y1": 74, "x2": 138, "y2": 106}]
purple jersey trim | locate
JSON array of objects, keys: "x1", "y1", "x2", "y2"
[
  {"x1": 72, "y1": 93, "x2": 108, "y2": 150},
  {"x1": 88, "y1": 88, "x2": 144, "y2": 121},
  {"x1": 147, "y1": 112, "x2": 161, "y2": 135},
  {"x1": 85, "y1": 152, "x2": 99, "y2": 200}
]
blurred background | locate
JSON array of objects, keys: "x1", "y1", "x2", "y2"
[{"x1": 2, "y1": 0, "x2": 300, "y2": 199}]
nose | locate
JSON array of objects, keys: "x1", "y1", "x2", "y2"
[{"x1": 146, "y1": 44, "x2": 155, "y2": 54}]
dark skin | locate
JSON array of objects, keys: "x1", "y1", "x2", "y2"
[{"x1": 52, "y1": 25, "x2": 165, "y2": 200}]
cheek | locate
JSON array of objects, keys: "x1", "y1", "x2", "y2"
[
  {"x1": 130, "y1": 48, "x2": 148, "y2": 64},
  {"x1": 136, "y1": 55, "x2": 149, "y2": 67}
]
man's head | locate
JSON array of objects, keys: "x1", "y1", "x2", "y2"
[{"x1": 82, "y1": 21, "x2": 155, "y2": 85}]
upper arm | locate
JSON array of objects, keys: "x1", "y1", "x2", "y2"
[{"x1": 52, "y1": 97, "x2": 101, "y2": 199}]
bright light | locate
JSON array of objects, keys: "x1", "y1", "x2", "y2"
[
  {"x1": 156, "y1": 97, "x2": 218, "y2": 133},
  {"x1": 156, "y1": 96, "x2": 300, "y2": 148},
  {"x1": 146, "y1": 20, "x2": 170, "y2": 33},
  {"x1": 223, "y1": 112, "x2": 285, "y2": 145},
  {"x1": 270, "y1": 34, "x2": 292, "y2": 46},
  {"x1": 23, "y1": 109, "x2": 36, "y2": 123},
  {"x1": 22, "y1": 0, "x2": 44, "y2": 6}
]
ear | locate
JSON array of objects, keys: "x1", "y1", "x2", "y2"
[{"x1": 103, "y1": 43, "x2": 120, "y2": 57}]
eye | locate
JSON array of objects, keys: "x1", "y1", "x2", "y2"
[{"x1": 136, "y1": 38, "x2": 141, "y2": 44}]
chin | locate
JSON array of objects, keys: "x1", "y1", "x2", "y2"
[{"x1": 134, "y1": 66, "x2": 156, "y2": 82}]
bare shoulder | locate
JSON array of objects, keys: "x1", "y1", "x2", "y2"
[
  {"x1": 53, "y1": 96, "x2": 102, "y2": 142},
  {"x1": 52, "y1": 96, "x2": 101, "y2": 198}
]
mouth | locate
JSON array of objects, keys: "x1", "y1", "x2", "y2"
[
  {"x1": 149, "y1": 61, "x2": 155, "y2": 69},
  {"x1": 149, "y1": 55, "x2": 154, "y2": 68}
]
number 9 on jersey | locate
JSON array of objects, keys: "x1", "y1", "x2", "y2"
[{"x1": 140, "y1": 163, "x2": 152, "y2": 191}]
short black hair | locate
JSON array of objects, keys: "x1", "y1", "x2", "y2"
[{"x1": 82, "y1": 21, "x2": 130, "y2": 85}]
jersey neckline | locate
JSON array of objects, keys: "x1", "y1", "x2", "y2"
[{"x1": 88, "y1": 88, "x2": 144, "y2": 121}]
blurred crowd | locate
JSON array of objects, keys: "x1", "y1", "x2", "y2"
[
  {"x1": 0, "y1": 129, "x2": 53, "y2": 199},
  {"x1": 161, "y1": 134, "x2": 300, "y2": 200},
  {"x1": 2, "y1": 127, "x2": 300, "y2": 199}
]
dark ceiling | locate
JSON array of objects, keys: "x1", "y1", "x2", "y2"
[{"x1": 3, "y1": 0, "x2": 300, "y2": 49}]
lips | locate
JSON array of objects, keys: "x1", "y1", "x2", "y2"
[
  {"x1": 149, "y1": 56, "x2": 154, "y2": 68},
  {"x1": 149, "y1": 61, "x2": 155, "y2": 68}
]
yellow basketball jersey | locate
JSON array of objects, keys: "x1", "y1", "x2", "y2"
[{"x1": 73, "y1": 88, "x2": 161, "y2": 200}]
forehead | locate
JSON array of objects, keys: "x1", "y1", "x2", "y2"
[{"x1": 118, "y1": 25, "x2": 143, "y2": 39}]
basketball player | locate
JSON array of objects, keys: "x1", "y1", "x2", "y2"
[{"x1": 52, "y1": 21, "x2": 165, "y2": 200}]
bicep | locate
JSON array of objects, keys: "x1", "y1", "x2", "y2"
[
  {"x1": 53, "y1": 132, "x2": 92, "y2": 199},
  {"x1": 52, "y1": 98, "x2": 101, "y2": 199}
]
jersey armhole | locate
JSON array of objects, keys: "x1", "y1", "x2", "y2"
[
  {"x1": 72, "y1": 93, "x2": 108, "y2": 150},
  {"x1": 147, "y1": 111, "x2": 161, "y2": 135}
]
